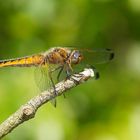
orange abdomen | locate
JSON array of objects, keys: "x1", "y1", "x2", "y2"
[{"x1": 0, "y1": 55, "x2": 44, "y2": 68}]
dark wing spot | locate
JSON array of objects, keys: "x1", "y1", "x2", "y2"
[
  {"x1": 109, "y1": 52, "x2": 114, "y2": 60},
  {"x1": 106, "y1": 48, "x2": 114, "y2": 60}
]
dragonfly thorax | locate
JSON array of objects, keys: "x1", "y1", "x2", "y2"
[
  {"x1": 44, "y1": 47, "x2": 71, "y2": 64},
  {"x1": 42, "y1": 47, "x2": 83, "y2": 66}
]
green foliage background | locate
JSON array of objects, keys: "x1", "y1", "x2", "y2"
[{"x1": 0, "y1": 0, "x2": 140, "y2": 140}]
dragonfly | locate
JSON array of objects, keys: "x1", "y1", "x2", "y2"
[{"x1": 0, "y1": 47, "x2": 114, "y2": 105}]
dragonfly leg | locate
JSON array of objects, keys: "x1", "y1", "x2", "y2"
[
  {"x1": 66, "y1": 69, "x2": 71, "y2": 79},
  {"x1": 48, "y1": 71, "x2": 57, "y2": 107},
  {"x1": 49, "y1": 65, "x2": 64, "y2": 82},
  {"x1": 57, "y1": 66, "x2": 64, "y2": 82},
  {"x1": 55, "y1": 66, "x2": 67, "y2": 98},
  {"x1": 51, "y1": 65, "x2": 66, "y2": 98},
  {"x1": 48, "y1": 71, "x2": 57, "y2": 94},
  {"x1": 70, "y1": 74, "x2": 83, "y2": 85},
  {"x1": 50, "y1": 65, "x2": 62, "y2": 73},
  {"x1": 49, "y1": 66, "x2": 66, "y2": 103}
]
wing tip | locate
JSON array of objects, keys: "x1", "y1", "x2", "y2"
[
  {"x1": 110, "y1": 52, "x2": 114, "y2": 60},
  {"x1": 106, "y1": 48, "x2": 115, "y2": 60}
]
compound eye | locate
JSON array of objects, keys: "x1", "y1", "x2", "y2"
[{"x1": 73, "y1": 51, "x2": 80, "y2": 59}]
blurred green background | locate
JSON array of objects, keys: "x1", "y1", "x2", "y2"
[{"x1": 0, "y1": 0, "x2": 140, "y2": 140}]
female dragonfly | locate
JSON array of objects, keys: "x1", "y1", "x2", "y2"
[{"x1": 0, "y1": 47, "x2": 114, "y2": 105}]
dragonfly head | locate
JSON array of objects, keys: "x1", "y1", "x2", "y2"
[{"x1": 70, "y1": 50, "x2": 83, "y2": 64}]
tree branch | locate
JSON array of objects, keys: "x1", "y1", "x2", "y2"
[{"x1": 0, "y1": 68, "x2": 95, "y2": 139}]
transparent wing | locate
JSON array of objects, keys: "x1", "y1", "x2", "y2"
[
  {"x1": 34, "y1": 63, "x2": 65, "y2": 107},
  {"x1": 71, "y1": 48, "x2": 114, "y2": 79},
  {"x1": 66, "y1": 46, "x2": 114, "y2": 64},
  {"x1": 80, "y1": 48, "x2": 114, "y2": 65},
  {"x1": 34, "y1": 64, "x2": 50, "y2": 92}
]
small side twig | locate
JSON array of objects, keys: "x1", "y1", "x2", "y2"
[{"x1": 0, "y1": 68, "x2": 95, "y2": 139}]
